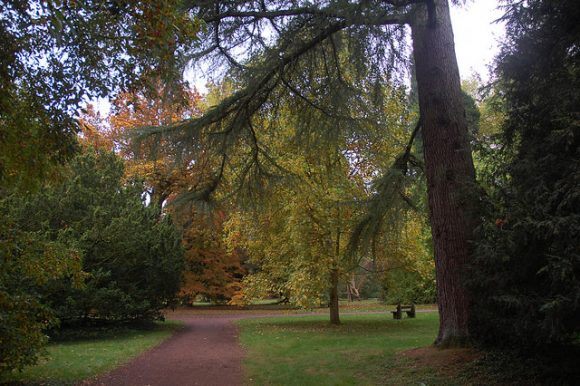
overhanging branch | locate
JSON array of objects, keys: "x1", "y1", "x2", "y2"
[{"x1": 202, "y1": 5, "x2": 408, "y2": 26}]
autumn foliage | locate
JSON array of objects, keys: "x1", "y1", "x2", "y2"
[
  {"x1": 177, "y1": 210, "x2": 246, "y2": 303},
  {"x1": 82, "y1": 89, "x2": 248, "y2": 304}
]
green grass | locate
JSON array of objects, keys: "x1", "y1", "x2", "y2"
[
  {"x1": 182, "y1": 298, "x2": 436, "y2": 315},
  {"x1": 238, "y1": 312, "x2": 458, "y2": 385},
  {"x1": 1, "y1": 321, "x2": 182, "y2": 385},
  {"x1": 190, "y1": 298, "x2": 283, "y2": 307},
  {"x1": 338, "y1": 299, "x2": 437, "y2": 313}
]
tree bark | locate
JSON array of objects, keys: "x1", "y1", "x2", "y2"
[
  {"x1": 346, "y1": 274, "x2": 360, "y2": 302},
  {"x1": 347, "y1": 282, "x2": 353, "y2": 302},
  {"x1": 329, "y1": 268, "x2": 340, "y2": 325},
  {"x1": 410, "y1": 0, "x2": 477, "y2": 347}
]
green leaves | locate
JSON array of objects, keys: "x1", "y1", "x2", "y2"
[
  {"x1": 0, "y1": 212, "x2": 80, "y2": 373},
  {"x1": 0, "y1": 146, "x2": 185, "y2": 374},
  {"x1": 31, "y1": 148, "x2": 185, "y2": 323}
]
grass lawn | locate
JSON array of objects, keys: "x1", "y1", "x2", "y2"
[
  {"x1": 1, "y1": 321, "x2": 181, "y2": 385},
  {"x1": 338, "y1": 299, "x2": 437, "y2": 313},
  {"x1": 180, "y1": 298, "x2": 437, "y2": 316},
  {"x1": 238, "y1": 312, "x2": 473, "y2": 385}
]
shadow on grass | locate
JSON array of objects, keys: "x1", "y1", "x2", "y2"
[
  {"x1": 466, "y1": 345, "x2": 580, "y2": 385},
  {"x1": 49, "y1": 320, "x2": 181, "y2": 343}
]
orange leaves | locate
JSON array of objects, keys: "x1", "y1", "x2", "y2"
[
  {"x1": 179, "y1": 210, "x2": 246, "y2": 303},
  {"x1": 80, "y1": 88, "x2": 205, "y2": 205}
]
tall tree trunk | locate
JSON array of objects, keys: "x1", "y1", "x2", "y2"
[
  {"x1": 329, "y1": 268, "x2": 340, "y2": 325},
  {"x1": 411, "y1": 0, "x2": 477, "y2": 347}
]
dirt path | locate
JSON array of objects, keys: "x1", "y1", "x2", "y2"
[
  {"x1": 83, "y1": 308, "x2": 437, "y2": 386},
  {"x1": 84, "y1": 313, "x2": 248, "y2": 386}
]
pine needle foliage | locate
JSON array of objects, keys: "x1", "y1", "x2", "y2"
[
  {"x1": 469, "y1": 0, "x2": 580, "y2": 348},
  {"x1": 140, "y1": 1, "x2": 418, "y2": 204}
]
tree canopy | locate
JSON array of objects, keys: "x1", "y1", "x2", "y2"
[
  {"x1": 2, "y1": 2, "x2": 578, "y2": 380},
  {"x1": 144, "y1": 0, "x2": 477, "y2": 346},
  {"x1": 1, "y1": 0, "x2": 200, "y2": 188}
]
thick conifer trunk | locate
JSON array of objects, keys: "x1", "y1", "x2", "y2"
[
  {"x1": 329, "y1": 268, "x2": 340, "y2": 325},
  {"x1": 411, "y1": 0, "x2": 477, "y2": 347}
]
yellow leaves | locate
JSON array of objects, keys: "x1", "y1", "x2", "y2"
[
  {"x1": 6, "y1": 232, "x2": 84, "y2": 287},
  {"x1": 222, "y1": 211, "x2": 248, "y2": 253},
  {"x1": 238, "y1": 273, "x2": 278, "y2": 303},
  {"x1": 373, "y1": 210, "x2": 434, "y2": 283},
  {"x1": 227, "y1": 290, "x2": 246, "y2": 306}
]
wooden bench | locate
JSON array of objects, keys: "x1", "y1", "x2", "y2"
[{"x1": 391, "y1": 303, "x2": 415, "y2": 319}]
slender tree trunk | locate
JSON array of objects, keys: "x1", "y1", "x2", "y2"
[
  {"x1": 347, "y1": 274, "x2": 360, "y2": 301},
  {"x1": 329, "y1": 202, "x2": 341, "y2": 324},
  {"x1": 347, "y1": 282, "x2": 353, "y2": 302},
  {"x1": 329, "y1": 268, "x2": 340, "y2": 325},
  {"x1": 411, "y1": 0, "x2": 477, "y2": 347}
]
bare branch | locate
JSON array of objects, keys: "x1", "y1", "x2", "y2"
[{"x1": 394, "y1": 117, "x2": 422, "y2": 175}]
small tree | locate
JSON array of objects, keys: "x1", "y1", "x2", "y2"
[
  {"x1": 178, "y1": 209, "x2": 246, "y2": 304},
  {"x1": 223, "y1": 82, "x2": 417, "y2": 324}
]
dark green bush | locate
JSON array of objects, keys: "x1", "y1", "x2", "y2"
[{"x1": 5, "y1": 148, "x2": 184, "y2": 325}]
